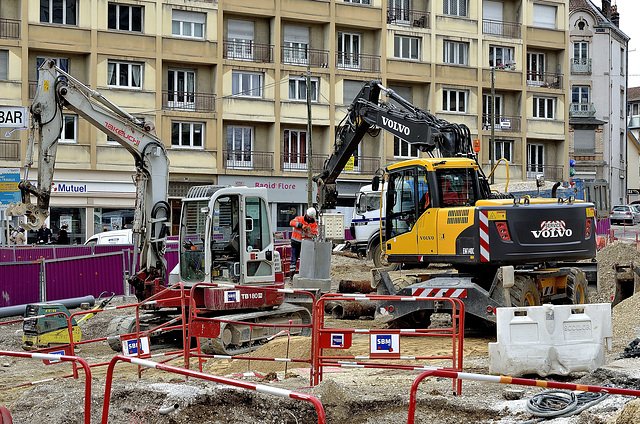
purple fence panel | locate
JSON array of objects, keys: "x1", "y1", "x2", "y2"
[
  {"x1": 596, "y1": 218, "x2": 611, "y2": 236},
  {"x1": 94, "y1": 244, "x2": 134, "y2": 273},
  {"x1": 44, "y1": 252, "x2": 126, "y2": 300},
  {"x1": 0, "y1": 262, "x2": 41, "y2": 307},
  {"x1": 54, "y1": 246, "x2": 92, "y2": 258},
  {"x1": 165, "y1": 249, "x2": 179, "y2": 281},
  {"x1": 14, "y1": 247, "x2": 55, "y2": 262},
  {"x1": 0, "y1": 248, "x2": 15, "y2": 263}
]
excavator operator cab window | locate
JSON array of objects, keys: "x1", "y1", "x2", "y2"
[
  {"x1": 179, "y1": 199, "x2": 209, "y2": 283},
  {"x1": 210, "y1": 195, "x2": 241, "y2": 281},
  {"x1": 436, "y1": 168, "x2": 477, "y2": 207},
  {"x1": 386, "y1": 169, "x2": 417, "y2": 238}
]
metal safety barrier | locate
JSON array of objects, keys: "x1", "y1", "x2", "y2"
[
  {"x1": 0, "y1": 350, "x2": 92, "y2": 424},
  {"x1": 102, "y1": 355, "x2": 326, "y2": 424},
  {"x1": 406, "y1": 368, "x2": 640, "y2": 424},
  {"x1": 312, "y1": 293, "x2": 465, "y2": 394}
]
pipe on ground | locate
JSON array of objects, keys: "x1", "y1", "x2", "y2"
[{"x1": 0, "y1": 295, "x2": 95, "y2": 318}]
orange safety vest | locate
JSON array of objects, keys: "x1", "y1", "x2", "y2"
[{"x1": 290, "y1": 216, "x2": 318, "y2": 242}]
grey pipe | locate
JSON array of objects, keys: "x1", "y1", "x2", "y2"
[
  {"x1": 158, "y1": 404, "x2": 179, "y2": 415},
  {"x1": 0, "y1": 295, "x2": 95, "y2": 318}
]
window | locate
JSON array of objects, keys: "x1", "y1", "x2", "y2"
[
  {"x1": 40, "y1": 0, "x2": 77, "y2": 25},
  {"x1": 344, "y1": 0, "x2": 371, "y2": 3},
  {"x1": 343, "y1": 79, "x2": 365, "y2": 104},
  {"x1": 443, "y1": 40, "x2": 468, "y2": 65},
  {"x1": 394, "y1": 137, "x2": 419, "y2": 158},
  {"x1": 59, "y1": 115, "x2": 77, "y2": 143},
  {"x1": 232, "y1": 71, "x2": 262, "y2": 97},
  {"x1": 482, "y1": 94, "x2": 503, "y2": 128},
  {"x1": 442, "y1": 89, "x2": 467, "y2": 113},
  {"x1": 495, "y1": 140, "x2": 512, "y2": 161},
  {"x1": 443, "y1": 0, "x2": 467, "y2": 17},
  {"x1": 527, "y1": 52, "x2": 545, "y2": 83},
  {"x1": 107, "y1": 61, "x2": 142, "y2": 89},
  {"x1": 36, "y1": 57, "x2": 69, "y2": 76},
  {"x1": 283, "y1": 129, "x2": 307, "y2": 169},
  {"x1": 533, "y1": 97, "x2": 554, "y2": 119},
  {"x1": 573, "y1": 42, "x2": 588, "y2": 63},
  {"x1": 172, "y1": 10, "x2": 205, "y2": 39},
  {"x1": 389, "y1": 0, "x2": 411, "y2": 23},
  {"x1": 108, "y1": 3, "x2": 142, "y2": 32},
  {"x1": 533, "y1": 4, "x2": 556, "y2": 29},
  {"x1": 167, "y1": 69, "x2": 195, "y2": 109},
  {"x1": 0, "y1": 50, "x2": 8, "y2": 80},
  {"x1": 621, "y1": 47, "x2": 625, "y2": 75},
  {"x1": 337, "y1": 32, "x2": 361, "y2": 70},
  {"x1": 283, "y1": 25, "x2": 309, "y2": 65},
  {"x1": 574, "y1": 128, "x2": 595, "y2": 154},
  {"x1": 171, "y1": 122, "x2": 203, "y2": 148},
  {"x1": 289, "y1": 76, "x2": 318, "y2": 101},
  {"x1": 527, "y1": 143, "x2": 545, "y2": 176},
  {"x1": 226, "y1": 126, "x2": 253, "y2": 168},
  {"x1": 571, "y1": 86, "x2": 589, "y2": 104},
  {"x1": 489, "y1": 45, "x2": 514, "y2": 67},
  {"x1": 227, "y1": 19, "x2": 254, "y2": 60},
  {"x1": 394, "y1": 35, "x2": 420, "y2": 60},
  {"x1": 630, "y1": 103, "x2": 640, "y2": 117}
]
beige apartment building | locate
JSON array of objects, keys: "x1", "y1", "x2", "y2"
[{"x1": 0, "y1": 0, "x2": 570, "y2": 242}]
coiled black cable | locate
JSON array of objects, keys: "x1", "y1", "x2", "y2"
[{"x1": 521, "y1": 389, "x2": 609, "y2": 423}]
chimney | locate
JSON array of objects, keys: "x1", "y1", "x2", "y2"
[
  {"x1": 611, "y1": 4, "x2": 620, "y2": 27},
  {"x1": 601, "y1": 0, "x2": 611, "y2": 19}
]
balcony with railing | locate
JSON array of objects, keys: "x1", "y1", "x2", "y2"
[
  {"x1": 0, "y1": 140, "x2": 20, "y2": 161},
  {"x1": 162, "y1": 91, "x2": 216, "y2": 113},
  {"x1": 223, "y1": 150, "x2": 274, "y2": 171},
  {"x1": 571, "y1": 58, "x2": 592, "y2": 75},
  {"x1": 387, "y1": 8, "x2": 430, "y2": 28},
  {"x1": 223, "y1": 40, "x2": 274, "y2": 63},
  {"x1": 526, "y1": 72, "x2": 563, "y2": 89},
  {"x1": 343, "y1": 155, "x2": 380, "y2": 175},
  {"x1": 0, "y1": 18, "x2": 20, "y2": 39},
  {"x1": 481, "y1": 114, "x2": 521, "y2": 132},
  {"x1": 281, "y1": 153, "x2": 328, "y2": 172},
  {"x1": 482, "y1": 19, "x2": 521, "y2": 38},
  {"x1": 281, "y1": 46, "x2": 329, "y2": 68},
  {"x1": 336, "y1": 52, "x2": 380, "y2": 72},
  {"x1": 569, "y1": 102, "x2": 596, "y2": 118},
  {"x1": 526, "y1": 164, "x2": 563, "y2": 181}
]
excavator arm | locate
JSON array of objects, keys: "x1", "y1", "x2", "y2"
[
  {"x1": 7, "y1": 59, "x2": 170, "y2": 297},
  {"x1": 313, "y1": 80, "x2": 477, "y2": 209}
]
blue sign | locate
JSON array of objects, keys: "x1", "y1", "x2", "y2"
[
  {"x1": 331, "y1": 334, "x2": 344, "y2": 348},
  {"x1": 126, "y1": 339, "x2": 139, "y2": 354},
  {"x1": 0, "y1": 168, "x2": 20, "y2": 205},
  {"x1": 376, "y1": 335, "x2": 392, "y2": 350}
]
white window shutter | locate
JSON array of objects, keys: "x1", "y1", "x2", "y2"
[
  {"x1": 533, "y1": 4, "x2": 556, "y2": 29},
  {"x1": 228, "y1": 19, "x2": 254, "y2": 40},
  {"x1": 284, "y1": 25, "x2": 309, "y2": 44}
]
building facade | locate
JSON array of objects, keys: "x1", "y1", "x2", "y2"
[
  {"x1": 568, "y1": 0, "x2": 628, "y2": 206},
  {"x1": 0, "y1": 0, "x2": 572, "y2": 242},
  {"x1": 627, "y1": 87, "x2": 640, "y2": 203}
]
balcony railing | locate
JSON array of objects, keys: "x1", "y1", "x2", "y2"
[
  {"x1": 526, "y1": 164, "x2": 563, "y2": 181},
  {"x1": 223, "y1": 150, "x2": 274, "y2": 171},
  {"x1": 569, "y1": 102, "x2": 596, "y2": 118},
  {"x1": 0, "y1": 140, "x2": 20, "y2": 161},
  {"x1": 526, "y1": 72, "x2": 563, "y2": 89},
  {"x1": 223, "y1": 40, "x2": 274, "y2": 63},
  {"x1": 162, "y1": 91, "x2": 216, "y2": 113},
  {"x1": 387, "y1": 8, "x2": 430, "y2": 28},
  {"x1": 336, "y1": 52, "x2": 380, "y2": 72},
  {"x1": 481, "y1": 114, "x2": 521, "y2": 132},
  {"x1": 0, "y1": 18, "x2": 20, "y2": 39},
  {"x1": 281, "y1": 46, "x2": 329, "y2": 68},
  {"x1": 281, "y1": 153, "x2": 328, "y2": 172},
  {"x1": 482, "y1": 19, "x2": 521, "y2": 38},
  {"x1": 571, "y1": 58, "x2": 592, "y2": 75},
  {"x1": 343, "y1": 155, "x2": 380, "y2": 174}
]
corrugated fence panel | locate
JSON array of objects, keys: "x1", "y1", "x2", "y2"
[
  {"x1": 94, "y1": 245, "x2": 133, "y2": 273},
  {"x1": 14, "y1": 247, "x2": 55, "y2": 262},
  {"x1": 0, "y1": 262, "x2": 41, "y2": 307},
  {"x1": 165, "y1": 249, "x2": 179, "y2": 277},
  {"x1": 45, "y1": 252, "x2": 126, "y2": 301},
  {"x1": 0, "y1": 248, "x2": 15, "y2": 263},
  {"x1": 55, "y1": 246, "x2": 93, "y2": 258}
]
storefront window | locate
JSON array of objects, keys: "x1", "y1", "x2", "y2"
[
  {"x1": 47, "y1": 207, "x2": 86, "y2": 244},
  {"x1": 94, "y1": 208, "x2": 134, "y2": 232},
  {"x1": 276, "y1": 203, "x2": 300, "y2": 232}
]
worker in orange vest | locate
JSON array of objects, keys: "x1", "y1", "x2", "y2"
[{"x1": 289, "y1": 207, "x2": 318, "y2": 281}]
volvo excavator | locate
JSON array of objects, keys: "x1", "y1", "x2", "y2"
[
  {"x1": 8, "y1": 59, "x2": 311, "y2": 354},
  {"x1": 314, "y1": 81, "x2": 597, "y2": 325}
]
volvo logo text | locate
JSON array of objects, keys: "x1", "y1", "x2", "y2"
[{"x1": 380, "y1": 116, "x2": 410, "y2": 136}]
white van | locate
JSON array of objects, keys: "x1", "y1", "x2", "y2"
[{"x1": 84, "y1": 229, "x2": 133, "y2": 245}]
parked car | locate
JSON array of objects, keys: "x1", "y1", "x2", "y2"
[
  {"x1": 84, "y1": 229, "x2": 132, "y2": 245},
  {"x1": 609, "y1": 205, "x2": 640, "y2": 225}
]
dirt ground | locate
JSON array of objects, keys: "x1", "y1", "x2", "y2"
[{"x1": 2, "y1": 241, "x2": 640, "y2": 423}]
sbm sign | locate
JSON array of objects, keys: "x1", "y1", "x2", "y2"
[{"x1": 0, "y1": 107, "x2": 28, "y2": 128}]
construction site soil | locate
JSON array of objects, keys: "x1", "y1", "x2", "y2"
[{"x1": 2, "y1": 241, "x2": 640, "y2": 423}]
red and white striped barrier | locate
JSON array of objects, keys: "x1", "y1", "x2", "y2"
[{"x1": 102, "y1": 355, "x2": 326, "y2": 424}]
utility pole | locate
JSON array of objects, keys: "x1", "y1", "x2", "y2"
[
  {"x1": 490, "y1": 66, "x2": 495, "y2": 185},
  {"x1": 306, "y1": 66, "x2": 313, "y2": 208}
]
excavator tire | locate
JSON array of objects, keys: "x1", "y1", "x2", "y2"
[
  {"x1": 510, "y1": 276, "x2": 541, "y2": 307},
  {"x1": 372, "y1": 242, "x2": 399, "y2": 271},
  {"x1": 106, "y1": 315, "x2": 138, "y2": 351},
  {"x1": 566, "y1": 268, "x2": 589, "y2": 305}
]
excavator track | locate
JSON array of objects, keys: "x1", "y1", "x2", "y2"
[{"x1": 199, "y1": 302, "x2": 312, "y2": 356}]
